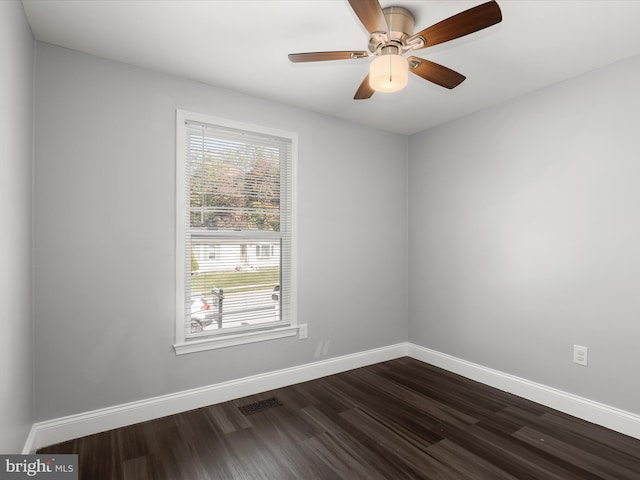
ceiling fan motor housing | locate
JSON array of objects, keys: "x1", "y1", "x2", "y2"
[{"x1": 369, "y1": 6, "x2": 415, "y2": 53}]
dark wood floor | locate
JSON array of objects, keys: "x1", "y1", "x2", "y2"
[{"x1": 38, "y1": 357, "x2": 640, "y2": 479}]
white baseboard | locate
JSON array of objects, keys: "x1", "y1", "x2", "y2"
[
  {"x1": 27, "y1": 341, "x2": 640, "y2": 452},
  {"x1": 21, "y1": 425, "x2": 37, "y2": 454},
  {"x1": 29, "y1": 343, "x2": 408, "y2": 451},
  {"x1": 407, "y1": 343, "x2": 640, "y2": 440}
]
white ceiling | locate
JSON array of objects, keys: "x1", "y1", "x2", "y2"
[{"x1": 21, "y1": 0, "x2": 640, "y2": 135}]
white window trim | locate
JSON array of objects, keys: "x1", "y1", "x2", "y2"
[{"x1": 174, "y1": 109, "x2": 298, "y2": 354}]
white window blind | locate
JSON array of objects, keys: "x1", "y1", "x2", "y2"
[{"x1": 175, "y1": 111, "x2": 296, "y2": 353}]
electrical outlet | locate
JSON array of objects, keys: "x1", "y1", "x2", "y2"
[
  {"x1": 573, "y1": 345, "x2": 588, "y2": 366},
  {"x1": 298, "y1": 324, "x2": 308, "y2": 340}
]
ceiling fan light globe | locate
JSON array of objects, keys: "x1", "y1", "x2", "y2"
[{"x1": 369, "y1": 54, "x2": 409, "y2": 92}]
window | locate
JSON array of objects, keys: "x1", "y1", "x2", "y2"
[
  {"x1": 175, "y1": 110, "x2": 297, "y2": 354},
  {"x1": 256, "y1": 244, "x2": 275, "y2": 258}
]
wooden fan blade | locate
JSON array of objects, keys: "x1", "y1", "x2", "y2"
[
  {"x1": 354, "y1": 74, "x2": 374, "y2": 100},
  {"x1": 288, "y1": 51, "x2": 368, "y2": 63},
  {"x1": 347, "y1": 0, "x2": 388, "y2": 34},
  {"x1": 413, "y1": 0, "x2": 502, "y2": 49},
  {"x1": 408, "y1": 57, "x2": 466, "y2": 89}
]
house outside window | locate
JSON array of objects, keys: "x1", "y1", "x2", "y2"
[{"x1": 175, "y1": 110, "x2": 297, "y2": 354}]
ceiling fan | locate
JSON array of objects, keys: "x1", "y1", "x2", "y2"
[{"x1": 288, "y1": 0, "x2": 502, "y2": 99}]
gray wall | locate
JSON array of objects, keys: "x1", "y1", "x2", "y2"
[
  {"x1": 33, "y1": 43, "x2": 408, "y2": 421},
  {"x1": 408, "y1": 54, "x2": 640, "y2": 414},
  {"x1": 32, "y1": 18, "x2": 640, "y2": 428},
  {"x1": 0, "y1": 0, "x2": 34, "y2": 452}
]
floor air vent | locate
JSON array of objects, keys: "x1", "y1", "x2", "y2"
[{"x1": 238, "y1": 397, "x2": 283, "y2": 416}]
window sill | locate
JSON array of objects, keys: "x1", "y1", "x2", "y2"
[{"x1": 173, "y1": 325, "x2": 298, "y2": 355}]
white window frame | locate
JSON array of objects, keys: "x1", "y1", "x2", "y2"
[{"x1": 174, "y1": 110, "x2": 298, "y2": 354}]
